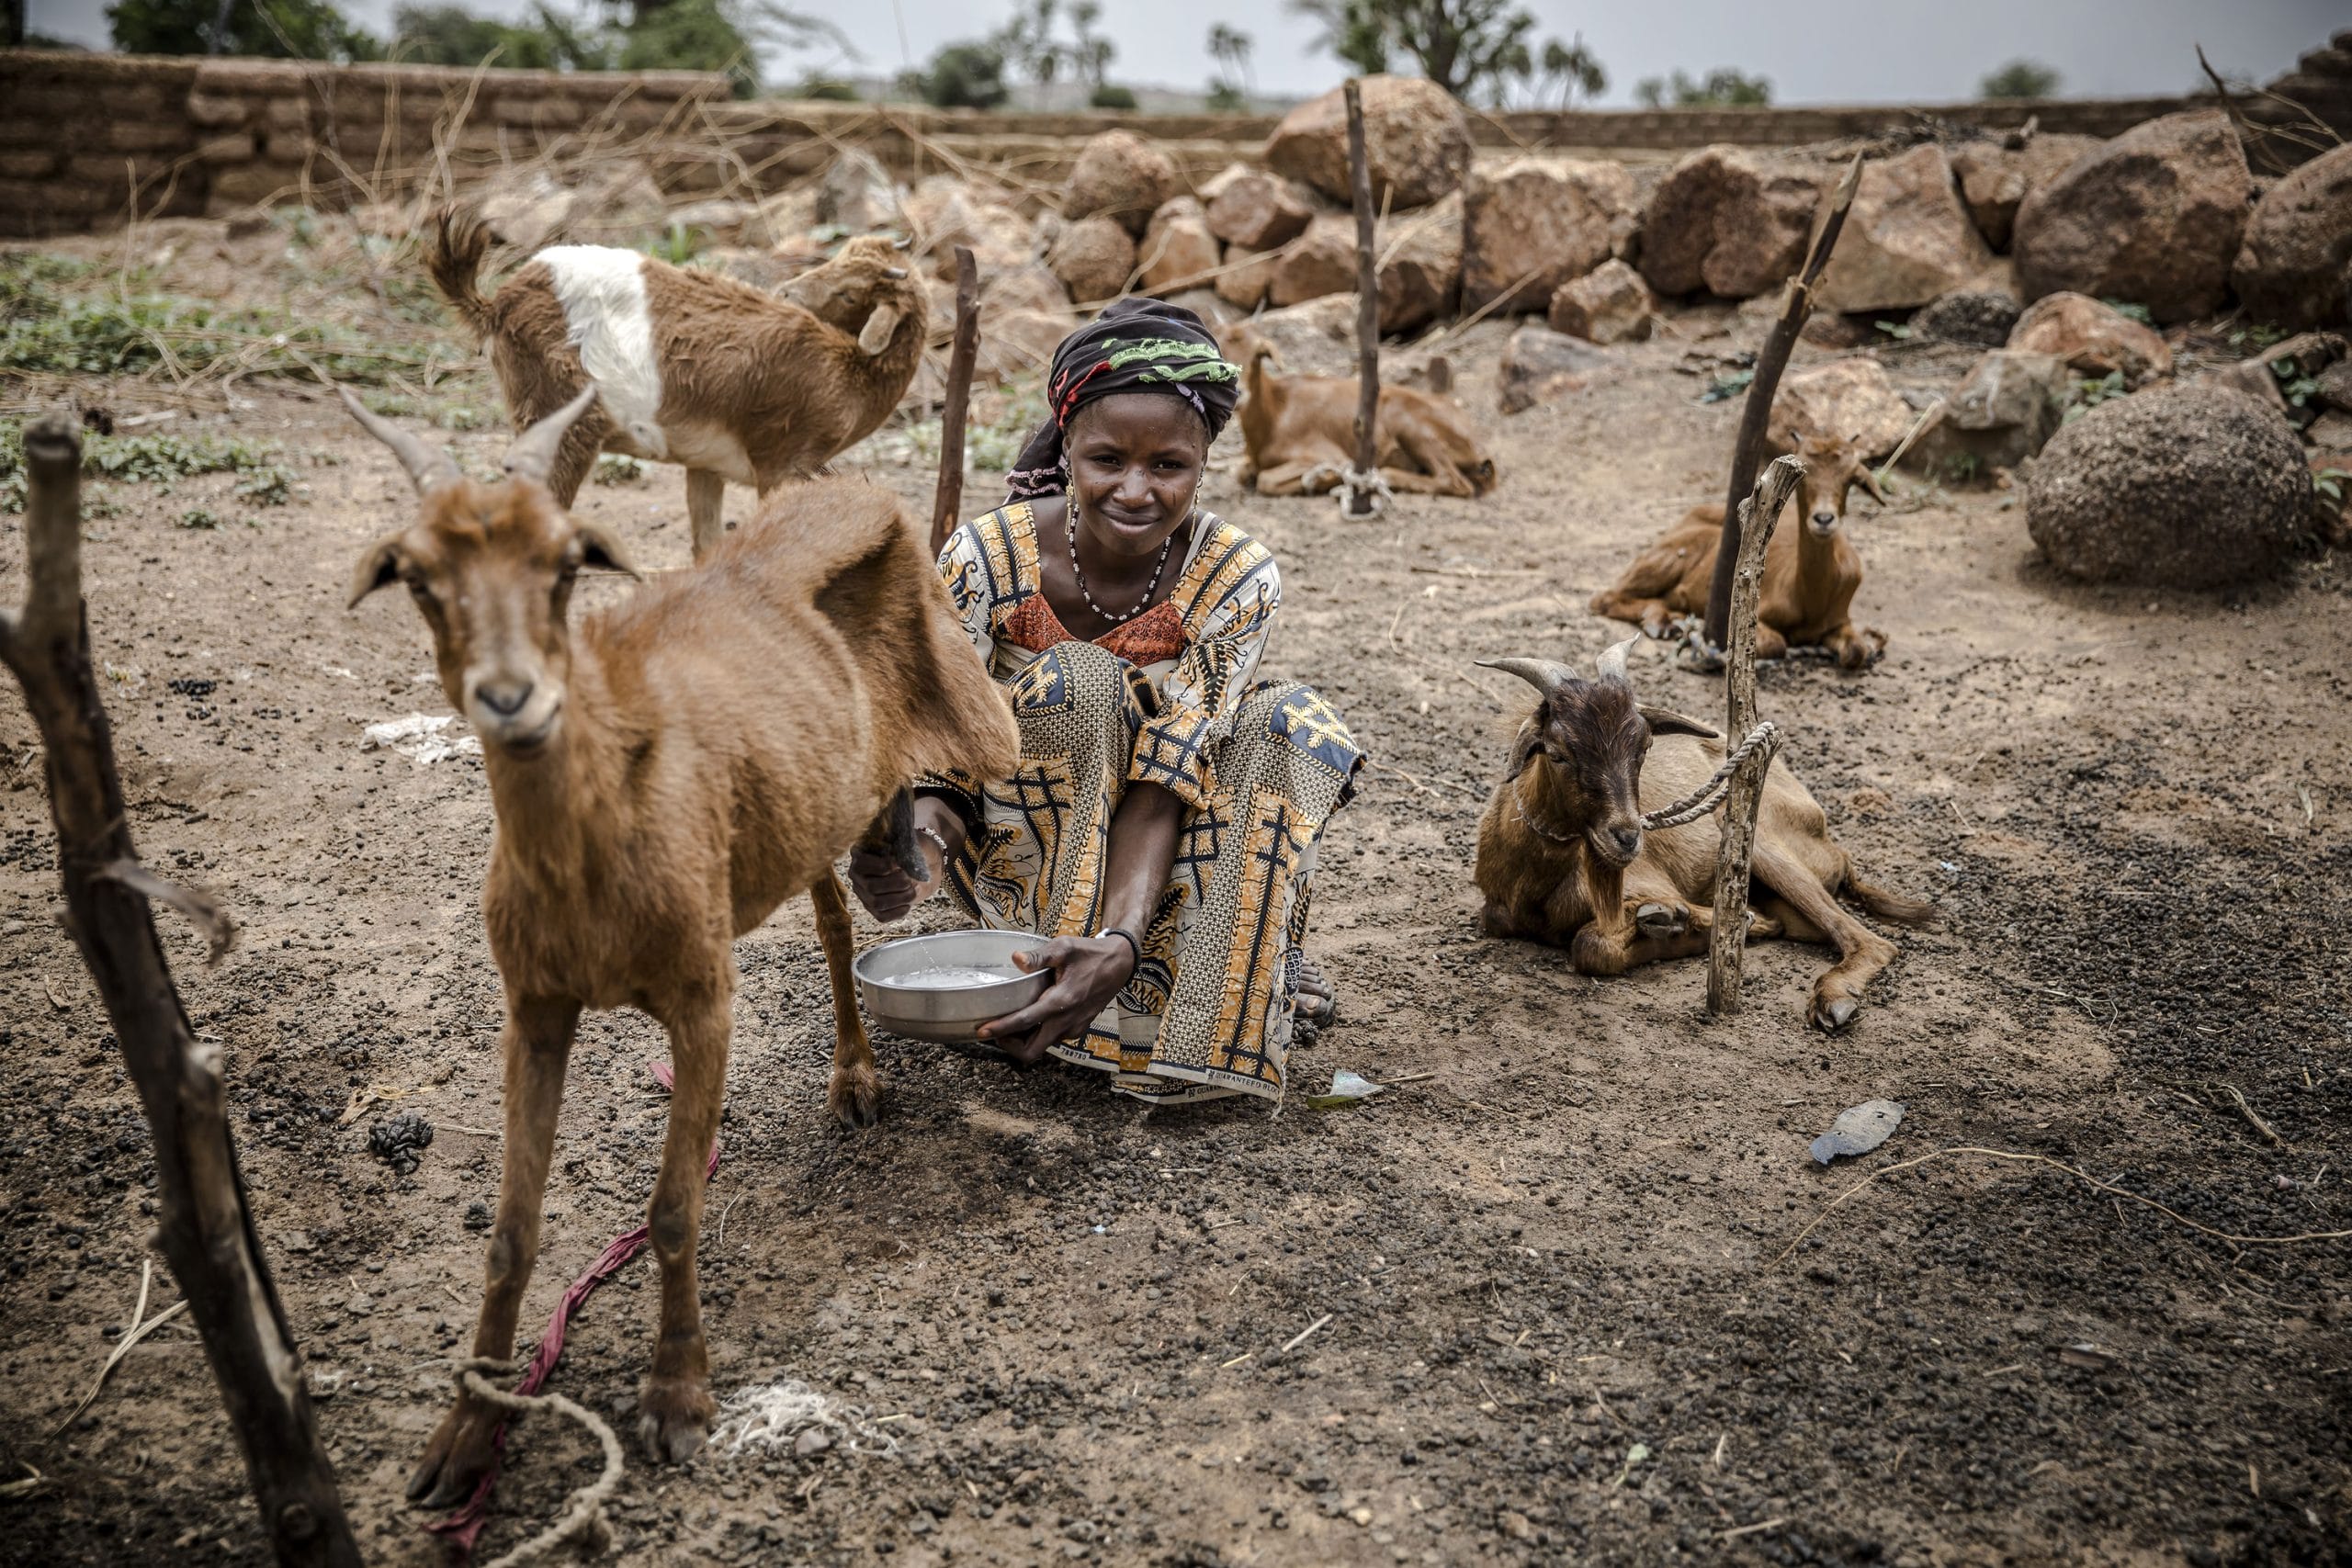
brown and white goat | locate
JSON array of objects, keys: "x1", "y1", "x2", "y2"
[
  {"x1": 1589, "y1": 431, "x2": 1887, "y2": 670},
  {"x1": 339, "y1": 387, "x2": 1017, "y2": 1494},
  {"x1": 1220, "y1": 321, "x2": 1499, "y2": 499},
  {"x1": 1473, "y1": 638, "x2": 1932, "y2": 1029},
  {"x1": 428, "y1": 208, "x2": 930, "y2": 562}
]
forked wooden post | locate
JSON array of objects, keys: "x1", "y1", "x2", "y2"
[
  {"x1": 929, "y1": 243, "x2": 982, "y2": 558},
  {"x1": 1703, "y1": 152, "x2": 1863, "y2": 648},
  {"x1": 0, "y1": 414, "x2": 360, "y2": 1567},
  {"x1": 1705, "y1": 455, "x2": 1805, "y2": 1016},
  {"x1": 1342, "y1": 76, "x2": 1382, "y2": 518}
]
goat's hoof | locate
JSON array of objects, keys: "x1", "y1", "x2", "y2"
[
  {"x1": 828, "y1": 1063, "x2": 883, "y2": 1130},
  {"x1": 407, "y1": 1396, "x2": 501, "y2": 1508},
  {"x1": 1813, "y1": 996, "x2": 1860, "y2": 1032},
  {"x1": 637, "y1": 1375, "x2": 715, "y2": 1465},
  {"x1": 1747, "y1": 911, "x2": 1783, "y2": 940},
  {"x1": 1634, "y1": 902, "x2": 1687, "y2": 939}
]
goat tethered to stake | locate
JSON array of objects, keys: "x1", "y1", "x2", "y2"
[
  {"x1": 1705, "y1": 454, "x2": 1805, "y2": 1016},
  {"x1": 0, "y1": 413, "x2": 361, "y2": 1568},
  {"x1": 1702, "y1": 152, "x2": 1863, "y2": 649},
  {"x1": 929, "y1": 243, "x2": 982, "y2": 557},
  {"x1": 1340, "y1": 75, "x2": 1385, "y2": 520}
]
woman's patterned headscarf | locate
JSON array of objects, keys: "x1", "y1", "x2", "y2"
[{"x1": 1003, "y1": 298, "x2": 1241, "y2": 502}]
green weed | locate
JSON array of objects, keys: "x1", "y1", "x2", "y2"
[
  {"x1": 0, "y1": 423, "x2": 300, "y2": 513},
  {"x1": 2100, "y1": 299, "x2": 2154, "y2": 325},
  {"x1": 176, "y1": 506, "x2": 228, "y2": 530},
  {"x1": 594, "y1": 454, "x2": 650, "y2": 485}
]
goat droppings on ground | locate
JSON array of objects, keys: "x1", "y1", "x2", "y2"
[{"x1": 709, "y1": 1379, "x2": 899, "y2": 1460}]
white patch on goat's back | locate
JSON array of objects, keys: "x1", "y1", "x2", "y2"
[{"x1": 536, "y1": 245, "x2": 667, "y2": 458}]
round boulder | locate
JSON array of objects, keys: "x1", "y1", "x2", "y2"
[
  {"x1": 1913, "y1": 288, "x2": 2020, "y2": 348},
  {"x1": 1460, "y1": 157, "x2": 1636, "y2": 314},
  {"x1": 1062, "y1": 130, "x2": 1179, "y2": 237},
  {"x1": 1139, "y1": 197, "x2": 1221, "y2": 295},
  {"x1": 2012, "y1": 109, "x2": 2251, "y2": 323},
  {"x1": 1265, "y1": 74, "x2": 1471, "y2": 211},
  {"x1": 1638, "y1": 146, "x2": 1828, "y2": 300},
  {"x1": 2025, "y1": 383, "x2": 2310, "y2": 588},
  {"x1": 1814, "y1": 144, "x2": 1996, "y2": 314},
  {"x1": 1047, "y1": 215, "x2": 1138, "y2": 305},
  {"x1": 2231, "y1": 141, "x2": 2352, "y2": 331}
]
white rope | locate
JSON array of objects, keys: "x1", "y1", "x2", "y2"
[
  {"x1": 1334, "y1": 465, "x2": 1392, "y2": 519},
  {"x1": 452, "y1": 1359, "x2": 624, "y2": 1568}
]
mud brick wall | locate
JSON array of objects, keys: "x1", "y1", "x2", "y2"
[{"x1": 15, "y1": 44, "x2": 2346, "y2": 241}]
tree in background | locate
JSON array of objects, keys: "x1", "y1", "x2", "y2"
[
  {"x1": 108, "y1": 0, "x2": 380, "y2": 60},
  {"x1": 1289, "y1": 0, "x2": 1597, "y2": 108},
  {"x1": 1634, "y1": 67, "x2": 1770, "y2": 107},
  {"x1": 898, "y1": 40, "x2": 1011, "y2": 108},
  {"x1": 390, "y1": 3, "x2": 612, "y2": 69},
  {"x1": 1206, "y1": 22, "x2": 1253, "y2": 111},
  {"x1": 1980, "y1": 59, "x2": 2061, "y2": 99},
  {"x1": 998, "y1": 0, "x2": 1065, "y2": 92},
  {"x1": 1532, "y1": 34, "x2": 1605, "y2": 107}
]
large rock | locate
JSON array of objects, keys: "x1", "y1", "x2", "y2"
[
  {"x1": 1547, "y1": 258, "x2": 1658, "y2": 344},
  {"x1": 1062, "y1": 130, "x2": 1179, "y2": 237},
  {"x1": 814, "y1": 148, "x2": 899, "y2": 234},
  {"x1": 1815, "y1": 144, "x2": 1996, "y2": 313},
  {"x1": 1907, "y1": 348, "x2": 2068, "y2": 478},
  {"x1": 2008, "y1": 291, "x2": 2174, "y2": 383},
  {"x1": 901, "y1": 176, "x2": 1031, "y2": 283},
  {"x1": 1216, "y1": 243, "x2": 1280, "y2": 310},
  {"x1": 1770, "y1": 358, "x2": 1916, "y2": 459},
  {"x1": 1265, "y1": 74, "x2": 1472, "y2": 211},
  {"x1": 1238, "y1": 295, "x2": 1360, "y2": 377},
  {"x1": 1267, "y1": 197, "x2": 1464, "y2": 333},
  {"x1": 1948, "y1": 133, "x2": 2103, "y2": 251},
  {"x1": 1204, "y1": 167, "x2": 1316, "y2": 251},
  {"x1": 1460, "y1": 157, "x2": 1637, "y2": 314},
  {"x1": 1139, "y1": 197, "x2": 1221, "y2": 295},
  {"x1": 1499, "y1": 326, "x2": 1617, "y2": 414},
  {"x1": 1638, "y1": 146, "x2": 1828, "y2": 300},
  {"x1": 1912, "y1": 287, "x2": 2020, "y2": 348},
  {"x1": 477, "y1": 160, "x2": 666, "y2": 251},
  {"x1": 1046, "y1": 215, "x2": 1138, "y2": 304},
  {"x1": 1374, "y1": 191, "x2": 1463, "y2": 333},
  {"x1": 2012, "y1": 109, "x2": 2252, "y2": 322},
  {"x1": 2025, "y1": 382, "x2": 2309, "y2": 587},
  {"x1": 2231, "y1": 142, "x2": 2352, "y2": 331}
]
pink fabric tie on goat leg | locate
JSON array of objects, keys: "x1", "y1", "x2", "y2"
[{"x1": 427, "y1": 1059, "x2": 721, "y2": 1559}]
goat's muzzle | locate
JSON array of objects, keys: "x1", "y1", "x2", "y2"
[
  {"x1": 1589, "y1": 821, "x2": 1643, "y2": 870},
  {"x1": 1807, "y1": 508, "x2": 1840, "y2": 536},
  {"x1": 466, "y1": 673, "x2": 564, "y2": 755}
]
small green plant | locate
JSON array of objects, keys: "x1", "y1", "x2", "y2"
[
  {"x1": 1945, "y1": 451, "x2": 1983, "y2": 483},
  {"x1": 232, "y1": 465, "x2": 294, "y2": 506},
  {"x1": 2061, "y1": 369, "x2": 2130, "y2": 423},
  {"x1": 0, "y1": 424, "x2": 300, "y2": 513},
  {"x1": 434, "y1": 404, "x2": 487, "y2": 432},
  {"x1": 2100, "y1": 299, "x2": 2154, "y2": 325},
  {"x1": 1698, "y1": 367, "x2": 1755, "y2": 404},
  {"x1": 1874, "y1": 321, "x2": 1915, "y2": 341},
  {"x1": 176, "y1": 506, "x2": 227, "y2": 530},
  {"x1": 2271, "y1": 355, "x2": 2322, "y2": 411},
  {"x1": 2227, "y1": 322, "x2": 2289, "y2": 351},
  {"x1": 594, "y1": 454, "x2": 650, "y2": 485},
  {"x1": 643, "y1": 221, "x2": 707, "y2": 267},
  {"x1": 2315, "y1": 468, "x2": 2347, "y2": 504}
]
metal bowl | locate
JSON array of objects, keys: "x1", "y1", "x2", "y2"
[{"x1": 853, "y1": 929, "x2": 1050, "y2": 1045}]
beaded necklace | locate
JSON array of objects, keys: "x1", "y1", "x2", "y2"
[{"x1": 1065, "y1": 502, "x2": 1192, "y2": 625}]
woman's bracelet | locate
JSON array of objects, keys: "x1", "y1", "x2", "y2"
[
  {"x1": 1098, "y1": 925, "x2": 1142, "y2": 980},
  {"x1": 915, "y1": 824, "x2": 951, "y2": 864}
]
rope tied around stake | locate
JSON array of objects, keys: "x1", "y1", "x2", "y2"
[
  {"x1": 447, "y1": 1359, "x2": 625, "y2": 1568},
  {"x1": 1509, "y1": 720, "x2": 1781, "y2": 844},
  {"x1": 1295, "y1": 462, "x2": 1394, "y2": 518}
]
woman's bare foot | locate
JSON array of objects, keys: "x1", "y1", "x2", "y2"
[{"x1": 1294, "y1": 957, "x2": 1337, "y2": 1043}]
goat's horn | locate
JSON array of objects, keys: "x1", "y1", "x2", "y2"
[
  {"x1": 1476, "y1": 657, "x2": 1577, "y2": 697},
  {"x1": 882, "y1": 265, "x2": 910, "y2": 280},
  {"x1": 891, "y1": 232, "x2": 913, "y2": 251},
  {"x1": 1594, "y1": 635, "x2": 1641, "y2": 686},
  {"x1": 338, "y1": 386, "x2": 460, "y2": 495},
  {"x1": 503, "y1": 386, "x2": 601, "y2": 488}
]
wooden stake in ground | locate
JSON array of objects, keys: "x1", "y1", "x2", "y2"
[
  {"x1": 1342, "y1": 76, "x2": 1384, "y2": 519},
  {"x1": 929, "y1": 243, "x2": 982, "y2": 558},
  {"x1": 0, "y1": 413, "x2": 360, "y2": 1568},
  {"x1": 1702, "y1": 153, "x2": 1862, "y2": 649},
  {"x1": 1705, "y1": 455, "x2": 1804, "y2": 1016}
]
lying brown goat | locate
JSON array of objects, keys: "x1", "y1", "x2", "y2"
[
  {"x1": 340, "y1": 388, "x2": 1016, "y2": 1492},
  {"x1": 428, "y1": 208, "x2": 929, "y2": 561},
  {"x1": 1473, "y1": 638, "x2": 1931, "y2": 1029},
  {"x1": 1221, "y1": 321, "x2": 1498, "y2": 499},
  {"x1": 1589, "y1": 430, "x2": 1887, "y2": 670}
]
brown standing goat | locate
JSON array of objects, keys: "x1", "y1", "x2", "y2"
[
  {"x1": 338, "y1": 388, "x2": 1017, "y2": 1494},
  {"x1": 1220, "y1": 321, "x2": 1499, "y2": 499},
  {"x1": 1590, "y1": 431, "x2": 1888, "y2": 669},
  {"x1": 427, "y1": 209, "x2": 929, "y2": 561},
  {"x1": 1473, "y1": 639, "x2": 1932, "y2": 1029}
]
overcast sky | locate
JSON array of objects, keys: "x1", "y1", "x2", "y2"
[{"x1": 27, "y1": 0, "x2": 2338, "y2": 107}]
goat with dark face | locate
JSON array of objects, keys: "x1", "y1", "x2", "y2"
[
  {"x1": 1473, "y1": 638, "x2": 1932, "y2": 1028},
  {"x1": 1590, "y1": 430, "x2": 1888, "y2": 670}
]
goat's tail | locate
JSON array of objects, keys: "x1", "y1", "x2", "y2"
[
  {"x1": 426, "y1": 205, "x2": 498, "y2": 344},
  {"x1": 1843, "y1": 872, "x2": 1939, "y2": 930}
]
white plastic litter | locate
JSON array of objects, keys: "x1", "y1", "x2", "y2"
[
  {"x1": 362, "y1": 713, "x2": 481, "y2": 767},
  {"x1": 710, "y1": 1378, "x2": 899, "y2": 1459}
]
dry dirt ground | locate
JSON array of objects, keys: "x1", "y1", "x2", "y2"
[{"x1": 2, "y1": 227, "x2": 2349, "y2": 1568}]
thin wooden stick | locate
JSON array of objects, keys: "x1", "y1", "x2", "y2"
[
  {"x1": 1703, "y1": 153, "x2": 1862, "y2": 649},
  {"x1": 929, "y1": 244, "x2": 982, "y2": 558},
  {"x1": 0, "y1": 413, "x2": 359, "y2": 1568},
  {"x1": 1704, "y1": 455, "x2": 1804, "y2": 1016},
  {"x1": 1343, "y1": 77, "x2": 1382, "y2": 519}
]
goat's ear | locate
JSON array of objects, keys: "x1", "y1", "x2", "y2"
[
  {"x1": 1640, "y1": 705, "x2": 1722, "y2": 741},
  {"x1": 1856, "y1": 462, "x2": 1889, "y2": 505},
  {"x1": 858, "y1": 301, "x2": 905, "y2": 355},
  {"x1": 346, "y1": 532, "x2": 406, "y2": 610},
  {"x1": 574, "y1": 522, "x2": 641, "y2": 581}
]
